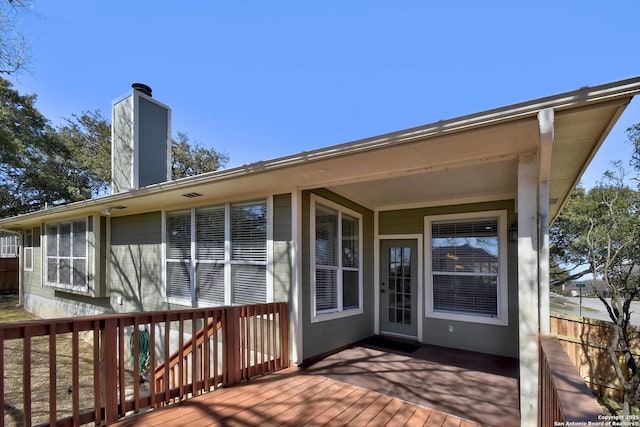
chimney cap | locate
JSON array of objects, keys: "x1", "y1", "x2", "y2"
[{"x1": 132, "y1": 83, "x2": 152, "y2": 97}]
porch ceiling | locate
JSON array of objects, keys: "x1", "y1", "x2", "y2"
[
  {"x1": 327, "y1": 157, "x2": 519, "y2": 210},
  {"x1": 326, "y1": 97, "x2": 630, "y2": 217}
]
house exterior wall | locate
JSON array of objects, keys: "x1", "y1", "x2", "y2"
[
  {"x1": 109, "y1": 211, "x2": 166, "y2": 313},
  {"x1": 379, "y1": 200, "x2": 519, "y2": 358},
  {"x1": 301, "y1": 189, "x2": 375, "y2": 361},
  {"x1": 21, "y1": 193, "x2": 296, "y2": 319}
]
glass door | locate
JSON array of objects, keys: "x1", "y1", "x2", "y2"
[{"x1": 379, "y1": 239, "x2": 418, "y2": 337}]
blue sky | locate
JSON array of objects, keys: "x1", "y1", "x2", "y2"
[{"x1": 8, "y1": 1, "x2": 640, "y2": 188}]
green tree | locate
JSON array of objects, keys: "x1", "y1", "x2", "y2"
[
  {"x1": 551, "y1": 161, "x2": 640, "y2": 414},
  {"x1": 171, "y1": 132, "x2": 229, "y2": 179},
  {"x1": 0, "y1": 78, "x2": 80, "y2": 216},
  {"x1": 56, "y1": 110, "x2": 112, "y2": 197}
]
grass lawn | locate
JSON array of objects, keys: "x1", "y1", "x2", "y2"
[{"x1": 1, "y1": 294, "x2": 107, "y2": 427}]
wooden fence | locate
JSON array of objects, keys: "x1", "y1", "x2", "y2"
[
  {"x1": 550, "y1": 311, "x2": 635, "y2": 400},
  {"x1": 0, "y1": 257, "x2": 18, "y2": 293},
  {"x1": 0, "y1": 302, "x2": 289, "y2": 427}
]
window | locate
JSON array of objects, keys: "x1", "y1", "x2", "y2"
[
  {"x1": 165, "y1": 200, "x2": 268, "y2": 306},
  {"x1": 45, "y1": 219, "x2": 88, "y2": 290},
  {"x1": 311, "y1": 195, "x2": 362, "y2": 322},
  {"x1": 24, "y1": 229, "x2": 33, "y2": 271},
  {"x1": 230, "y1": 202, "x2": 267, "y2": 305},
  {"x1": 0, "y1": 233, "x2": 17, "y2": 258},
  {"x1": 426, "y1": 210, "x2": 508, "y2": 325}
]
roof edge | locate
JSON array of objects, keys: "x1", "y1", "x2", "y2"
[{"x1": 2, "y1": 76, "x2": 640, "y2": 226}]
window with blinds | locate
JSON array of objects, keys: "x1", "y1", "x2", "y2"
[
  {"x1": 231, "y1": 202, "x2": 267, "y2": 305},
  {"x1": 24, "y1": 229, "x2": 33, "y2": 271},
  {"x1": 196, "y1": 206, "x2": 225, "y2": 304},
  {"x1": 45, "y1": 219, "x2": 88, "y2": 290},
  {"x1": 166, "y1": 211, "x2": 192, "y2": 301},
  {"x1": 312, "y1": 196, "x2": 362, "y2": 321},
  {"x1": 427, "y1": 211, "x2": 507, "y2": 325},
  {"x1": 165, "y1": 200, "x2": 268, "y2": 306}
]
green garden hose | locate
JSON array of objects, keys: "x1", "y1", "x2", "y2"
[{"x1": 130, "y1": 329, "x2": 151, "y2": 380}]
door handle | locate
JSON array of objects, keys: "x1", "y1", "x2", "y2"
[{"x1": 381, "y1": 282, "x2": 385, "y2": 293}]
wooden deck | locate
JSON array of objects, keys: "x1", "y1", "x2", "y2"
[
  {"x1": 114, "y1": 341, "x2": 519, "y2": 426},
  {"x1": 114, "y1": 368, "x2": 484, "y2": 426}
]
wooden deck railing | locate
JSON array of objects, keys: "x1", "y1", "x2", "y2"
[
  {"x1": 153, "y1": 316, "x2": 221, "y2": 398},
  {"x1": 539, "y1": 335, "x2": 603, "y2": 425},
  {"x1": 0, "y1": 302, "x2": 289, "y2": 427}
]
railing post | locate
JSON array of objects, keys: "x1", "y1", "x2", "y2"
[
  {"x1": 223, "y1": 306, "x2": 241, "y2": 386},
  {"x1": 102, "y1": 318, "x2": 119, "y2": 424},
  {"x1": 280, "y1": 302, "x2": 290, "y2": 368}
]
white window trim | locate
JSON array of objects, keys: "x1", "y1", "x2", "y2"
[
  {"x1": 310, "y1": 194, "x2": 363, "y2": 323},
  {"x1": 0, "y1": 234, "x2": 17, "y2": 258},
  {"x1": 424, "y1": 210, "x2": 508, "y2": 326},
  {"x1": 44, "y1": 218, "x2": 90, "y2": 292},
  {"x1": 164, "y1": 197, "x2": 273, "y2": 307}
]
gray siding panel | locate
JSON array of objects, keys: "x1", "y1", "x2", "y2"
[
  {"x1": 138, "y1": 97, "x2": 169, "y2": 187},
  {"x1": 273, "y1": 193, "x2": 292, "y2": 241},
  {"x1": 272, "y1": 194, "x2": 292, "y2": 302},
  {"x1": 302, "y1": 189, "x2": 375, "y2": 360},
  {"x1": 381, "y1": 200, "x2": 519, "y2": 358},
  {"x1": 110, "y1": 212, "x2": 166, "y2": 312},
  {"x1": 112, "y1": 98, "x2": 134, "y2": 193}
]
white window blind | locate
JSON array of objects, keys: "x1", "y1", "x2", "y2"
[
  {"x1": 431, "y1": 218, "x2": 499, "y2": 317},
  {"x1": 166, "y1": 211, "x2": 192, "y2": 301},
  {"x1": 315, "y1": 205, "x2": 338, "y2": 312},
  {"x1": 166, "y1": 211, "x2": 191, "y2": 260},
  {"x1": 231, "y1": 203, "x2": 267, "y2": 262},
  {"x1": 196, "y1": 206, "x2": 225, "y2": 303},
  {"x1": 230, "y1": 201, "x2": 267, "y2": 305},
  {"x1": 165, "y1": 200, "x2": 268, "y2": 306},
  {"x1": 232, "y1": 264, "x2": 266, "y2": 305}
]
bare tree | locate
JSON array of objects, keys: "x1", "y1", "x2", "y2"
[{"x1": 0, "y1": 0, "x2": 31, "y2": 75}]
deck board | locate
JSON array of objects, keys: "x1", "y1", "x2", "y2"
[
  {"x1": 114, "y1": 368, "x2": 485, "y2": 427},
  {"x1": 114, "y1": 342, "x2": 519, "y2": 427},
  {"x1": 305, "y1": 344, "x2": 519, "y2": 426}
]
